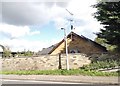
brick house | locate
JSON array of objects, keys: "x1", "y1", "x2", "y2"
[{"x1": 38, "y1": 32, "x2": 107, "y2": 55}]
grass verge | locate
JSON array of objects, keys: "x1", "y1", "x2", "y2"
[{"x1": 0, "y1": 69, "x2": 119, "y2": 76}]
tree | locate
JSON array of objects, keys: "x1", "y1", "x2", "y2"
[
  {"x1": 93, "y1": 1, "x2": 120, "y2": 51},
  {"x1": 24, "y1": 50, "x2": 34, "y2": 56},
  {"x1": 95, "y1": 37, "x2": 116, "y2": 52},
  {"x1": 3, "y1": 49, "x2": 11, "y2": 57},
  {"x1": 3, "y1": 46, "x2": 11, "y2": 57}
]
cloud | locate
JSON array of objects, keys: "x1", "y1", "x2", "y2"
[
  {"x1": 2, "y1": 2, "x2": 49, "y2": 26},
  {"x1": 2, "y1": 0, "x2": 69, "y2": 3},
  {"x1": 0, "y1": 0, "x2": 102, "y2": 52},
  {"x1": 51, "y1": 0, "x2": 100, "y2": 40},
  {"x1": 0, "y1": 38, "x2": 61, "y2": 52},
  {"x1": 0, "y1": 1, "x2": 69, "y2": 52},
  {"x1": 30, "y1": 31, "x2": 40, "y2": 35},
  {"x1": 74, "y1": 20, "x2": 102, "y2": 40},
  {"x1": 1, "y1": 0, "x2": 99, "y2": 31},
  {"x1": 0, "y1": 2, "x2": 1, "y2": 18},
  {"x1": 1, "y1": 2, "x2": 69, "y2": 26},
  {"x1": 0, "y1": 23, "x2": 40, "y2": 39},
  {"x1": 44, "y1": 2, "x2": 68, "y2": 8}
]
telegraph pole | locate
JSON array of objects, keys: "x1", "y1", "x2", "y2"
[
  {"x1": 60, "y1": 9, "x2": 74, "y2": 70},
  {"x1": 66, "y1": 9, "x2": 74, "y2": 31},
  {"x1": 61, "y1": 28, "x2": 69, "y2": 70},
  {"x1": 66, "y1": 9, "x2": 74, "y2": 40}
]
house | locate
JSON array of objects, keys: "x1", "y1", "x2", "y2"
[{"x1": 38, "y1": 32, "x2": 107, "y2": 55}]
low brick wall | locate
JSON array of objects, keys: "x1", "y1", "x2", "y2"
[{"x1": 1, "y1": 54, "x2": 91, "y2": 71}]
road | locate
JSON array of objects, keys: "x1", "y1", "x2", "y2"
[{"x1": 1, "y1": 79, "x2": 119, "y2": 86}]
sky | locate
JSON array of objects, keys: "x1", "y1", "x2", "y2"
[{"x1": 0, "y1": 0, "x2": 103, "y2": 52}]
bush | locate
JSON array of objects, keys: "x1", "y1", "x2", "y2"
[{"x1": 81, "y1": 60, "x2": 119, "y2": 70}]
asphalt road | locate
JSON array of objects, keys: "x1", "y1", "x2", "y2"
[{"x1": 1, "y1": 79, "x2": 119, "y2": 86}]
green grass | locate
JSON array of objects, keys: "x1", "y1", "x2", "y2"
[{"x1": 0, "y1": 69, "x2": 119, "y2": 76}]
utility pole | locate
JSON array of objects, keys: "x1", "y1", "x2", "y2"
[
  {"x1": 66, "y1": 9, "x2": 74, "y2": 31},
  {"x1": 66, "y1": 9, "x2": 74, "y2": 40},
  {"x1": 61, "y1": 28, "x2": 69, "y2": 70},
  {"x1": 60, "y1": 9, "x2": 74, "y2": 70}
]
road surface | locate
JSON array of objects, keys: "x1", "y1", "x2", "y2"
[{"x1": 1, "y1": 79, "x2": 119, "y2": 86}]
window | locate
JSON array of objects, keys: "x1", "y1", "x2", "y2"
[
  {"x1": 70, "y1": 49, "x2": 80, "y2": 53},
  {"x1": 70, "y1": 50, "x2": 75, "y2": 53}
]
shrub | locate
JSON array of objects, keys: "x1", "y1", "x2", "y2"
[{"x1": 81, "y1": 60, "x2": 119, "y2": 71}]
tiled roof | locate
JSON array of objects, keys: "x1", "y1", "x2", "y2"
[
  {"x1": 38, "y1": 44, "x2": 58, "y2": 55},
  {"x1": 38, "y1": 32, "x2": 107, "y2": 55}
]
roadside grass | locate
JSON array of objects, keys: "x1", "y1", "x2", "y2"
[{"x1": 0, "y1": 69, "x2": 119, "y2": 76}]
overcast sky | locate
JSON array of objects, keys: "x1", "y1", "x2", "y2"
[{"x1": 0, "y1": 0, "x2": 103, "y2": 52}]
